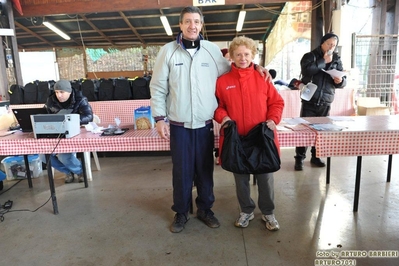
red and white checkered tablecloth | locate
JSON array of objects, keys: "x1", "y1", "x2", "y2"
[
  {"x1": 279, "y1": 88, "x2": 355, "y2": 118},
  {"x1": 303, "y1": 116, "x2": 399, "y2": 157},
  {"x1": 277, "y1": 128, "x2": 316, "y2": 147},
  {"x1": 10, "y1": 100, "x2": 151, "y2": 125},
  {"x1": 0, "y1": 125, "x2": 170, "y2": 156},
  {"x1": 1, "y1": 122, "x2": 316, "y2": 156},
  {"x1": 5, "y1": 100, "x2": 322, "y2": 155}
]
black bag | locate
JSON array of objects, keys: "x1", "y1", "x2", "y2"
[
  {"x1": 131, "y1": 77, "x2": 151, "y2": 99},
  {"x1": 98, "y1": 78, "x2": 114, "y2": 101},
  {"x1": 71, "y1": 80, "x2": 81, "y2": 91},
  {"x1": 23, "y1": 81, "x2": 39, "y2": 104},
  {"x1": 114, "y1": 78, "x2": 132, "y2": 100},
  {"x1": 37, "y1": 81, "x2": 51, "y2": 103},
  {"x1": 8, "y1": 84, "x2": 24, "y2": 104},
  {"x1": 221, "y1": 121, "x2": 280, "y2": 174},
  {"x1": 81, "y1": 79, "x2": 97, "y2": 101}
]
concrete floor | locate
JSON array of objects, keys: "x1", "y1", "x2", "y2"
[{"x1": 0, "y1": 148, "x2": 398, "y2": 266}]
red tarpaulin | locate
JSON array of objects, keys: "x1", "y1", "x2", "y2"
[{"x1": 11, "y1": 0, "x2": 23, "y2": 15}]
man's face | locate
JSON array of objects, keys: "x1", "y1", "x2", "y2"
[
  {"x1": 321, "y1": 37, "x2": 337, "y2": 53},
  {"x1": 179, "y1": 13, "x2": 203, "y2": 41},
  {"x1": 55, "y1": 90, "x2": 71, "y2": 102}
]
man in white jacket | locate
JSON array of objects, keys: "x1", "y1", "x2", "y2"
[{"x1": 151, "y1": 6, "x2": 269, "y2": 233}]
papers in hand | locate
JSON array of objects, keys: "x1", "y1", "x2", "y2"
[{"x1": 322, "y1": 69, "x2": 345, "y2": 79}]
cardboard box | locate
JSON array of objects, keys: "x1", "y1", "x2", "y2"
[
  {"x1": 134, "y1": 106, "x2": 154, "y2": 130},
  {"x1": 0, "y1": 111, "x2": 17, "y2": 131},
  {"x1": 1, "y1": 154, "x2": 42, "y2": 180},
  {"x1": 357, "y1": 97, "x2": 390, "y2": 116}
]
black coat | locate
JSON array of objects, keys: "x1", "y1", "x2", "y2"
[
  {"x1": 44, "y1": 89, "x2": 93, "y2": 125},
  {"x1": 300, "y1": 46, "x2": 347, "y2": 105}
]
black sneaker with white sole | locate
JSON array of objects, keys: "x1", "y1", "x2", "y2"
[
  {"x1": 170, "y1": 213, "x2": 189, "y2": 233},
  {"x1": 197, "y1": 209, "x2": 220, "y2": 228}
]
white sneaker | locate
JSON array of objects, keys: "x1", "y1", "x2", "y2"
[
  {"x1": 78, "y1": 173, "x2": 84, "y2": 183},
  {"x1": 64, "y1": 173, "x2": 74, "y2": 183},
  {"x1": 234, "y1": 212, "x2": 254, "y2": 228},
  {"x1": 262, "y1": 214, "x2": 280, "y2": 231}
]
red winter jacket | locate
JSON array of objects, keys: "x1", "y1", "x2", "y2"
[{"x1": 214, "y1": 63, "x2": 284, "y2": 155}]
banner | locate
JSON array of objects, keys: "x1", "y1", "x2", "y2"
[{"x1": 265, "y1": 2, "x2": 311, "y2": 65}]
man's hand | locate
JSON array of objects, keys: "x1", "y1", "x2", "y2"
[
  {"x1": 156, "y1": 120, "x2": 170, "y2": 140},
  {"x1": 255, "y1": 65, "x2": 272, "y2": 82},
  {"x1": 333, "y1": 76, "x2": 342, "y2": 84},
  {"x1": 324, "y1": 51, "x2": 333, "y2": 63}
]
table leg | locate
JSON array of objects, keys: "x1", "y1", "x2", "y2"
[
  {"x1": 353, "y1": 156, "x2": 362, "y2": 212},
  {"x1": 46, "y1": 154, "x2": 59, "y2": 214},
  {"x1": 23, "y1": 155, "x2": 33, "y2": 188},
  {"x1": 83, "y1": 152, "x2": 92, "y2": 181},
  {"x1": 80, "y1": 153, "x2": 88, "y2": 188},
  {"x1": 386, "y1": 155, "x2": 392, "y2": 182},
  {"x1": 326, "y1": 157, "x2": 331, "y2": 184}
]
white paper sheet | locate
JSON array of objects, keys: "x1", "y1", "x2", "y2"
[{"x1": 322, "y1": 69, "x2": 346, "y2": 79}]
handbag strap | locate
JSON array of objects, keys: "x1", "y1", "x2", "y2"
[{"x1": 300, "y1": 52, "x2": 316, "y2": 84}]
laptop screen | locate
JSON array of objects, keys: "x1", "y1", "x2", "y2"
[{"x1": 12, "y1": 107, "x2": 48, "y2": 132}]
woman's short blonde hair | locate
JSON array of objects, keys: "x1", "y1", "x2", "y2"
[{"x1": 229, "y1": 36, "x2": 257, "y2": 59}]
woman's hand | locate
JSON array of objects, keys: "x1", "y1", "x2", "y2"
[
  {"x1": 221, "y1": 116, "x2": 232, "y2": 128},
  {"x1": 266, "y1": 119, "x2": 276, "y2": 130}
]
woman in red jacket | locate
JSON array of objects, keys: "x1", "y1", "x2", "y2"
[{"x1": 214, "y1": 36, "x2": 284, "y2": 231}]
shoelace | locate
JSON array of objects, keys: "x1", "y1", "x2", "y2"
[
  {"x1": 265, "y1": 215, "x2": 276, "y2": 222},
  {"x1": 176, "y1": 214, "x2": 187, "y2": 223}
]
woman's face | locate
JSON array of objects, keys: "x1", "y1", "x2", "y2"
[{"x1": 231, "y1": 45, "x2": 253, "y2": 69}]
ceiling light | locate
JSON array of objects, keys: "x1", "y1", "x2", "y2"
[
  {"x1": 236, "y1": 11, "x2": 246, "y2": 32},
  {"x1": 160, "y1": 16, "x2": 173, "y2": 36},
  {"x1": 43, "y1": 21, "x2": 71, "y2": 40}
]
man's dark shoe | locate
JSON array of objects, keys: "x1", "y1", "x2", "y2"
[
  {"x1": 310, "y1": 157, "x2": 326, "y2": 167},
  {"x1": 294, "y1": 159, "x2": 304, "y2": 171},
  {"x1": 170, "y1": 213, "x2": 189, "y2": 233},
  {"x1": 197, "y1": 209, "x2": 220, "y2": 228}
]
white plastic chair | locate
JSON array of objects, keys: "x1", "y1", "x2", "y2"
[{"x1": 91, "y1": 114, "x2": 101, "y2": 171}]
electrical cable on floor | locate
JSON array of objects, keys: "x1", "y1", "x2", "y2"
[
  {"x1": 1, "y1": 133, "x2": 63, "y2": 222},
  {"x1": 0, "y1": 195, "x2": 52, "y2": 222},
  {"x1": 0, "y1": 179, "x2": 23, "y2": 196}
]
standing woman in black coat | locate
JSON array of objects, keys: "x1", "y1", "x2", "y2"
[
  {"x1": 42, "y1": 79, "x2": 93, "y2": 183},
  {"x1": 294, "y1": 33, "x2": 347, "y2": 171}
]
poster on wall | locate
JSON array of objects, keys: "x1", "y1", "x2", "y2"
[{"x1": 19, "y1": 51, "x2": 59, "y2": 85}]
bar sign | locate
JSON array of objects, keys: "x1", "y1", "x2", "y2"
[{"x1": 194, "y1": 0, "x2": 225, "y2": 7}]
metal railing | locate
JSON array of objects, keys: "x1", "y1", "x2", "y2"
[{"x1": 352, "y1": 33, "x2": 399, "y2": 114}]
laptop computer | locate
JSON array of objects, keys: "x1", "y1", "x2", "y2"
[{"x1": 12, "y1": 107, "x2": 48, "y2": 132}]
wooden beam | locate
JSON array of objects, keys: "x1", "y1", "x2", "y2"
[
  {"x1": 17, "y1": 0, "x2": 293, "y2": 17},
  {"x1": 118, "y1": 11, "x2": 146, "y2": 45},
  {"x1": 15, "y1": 21, "x2": 57, "y2": 47},
  {"x1": 79, "y1": 14, "x2": 116, "y2": 46}
]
